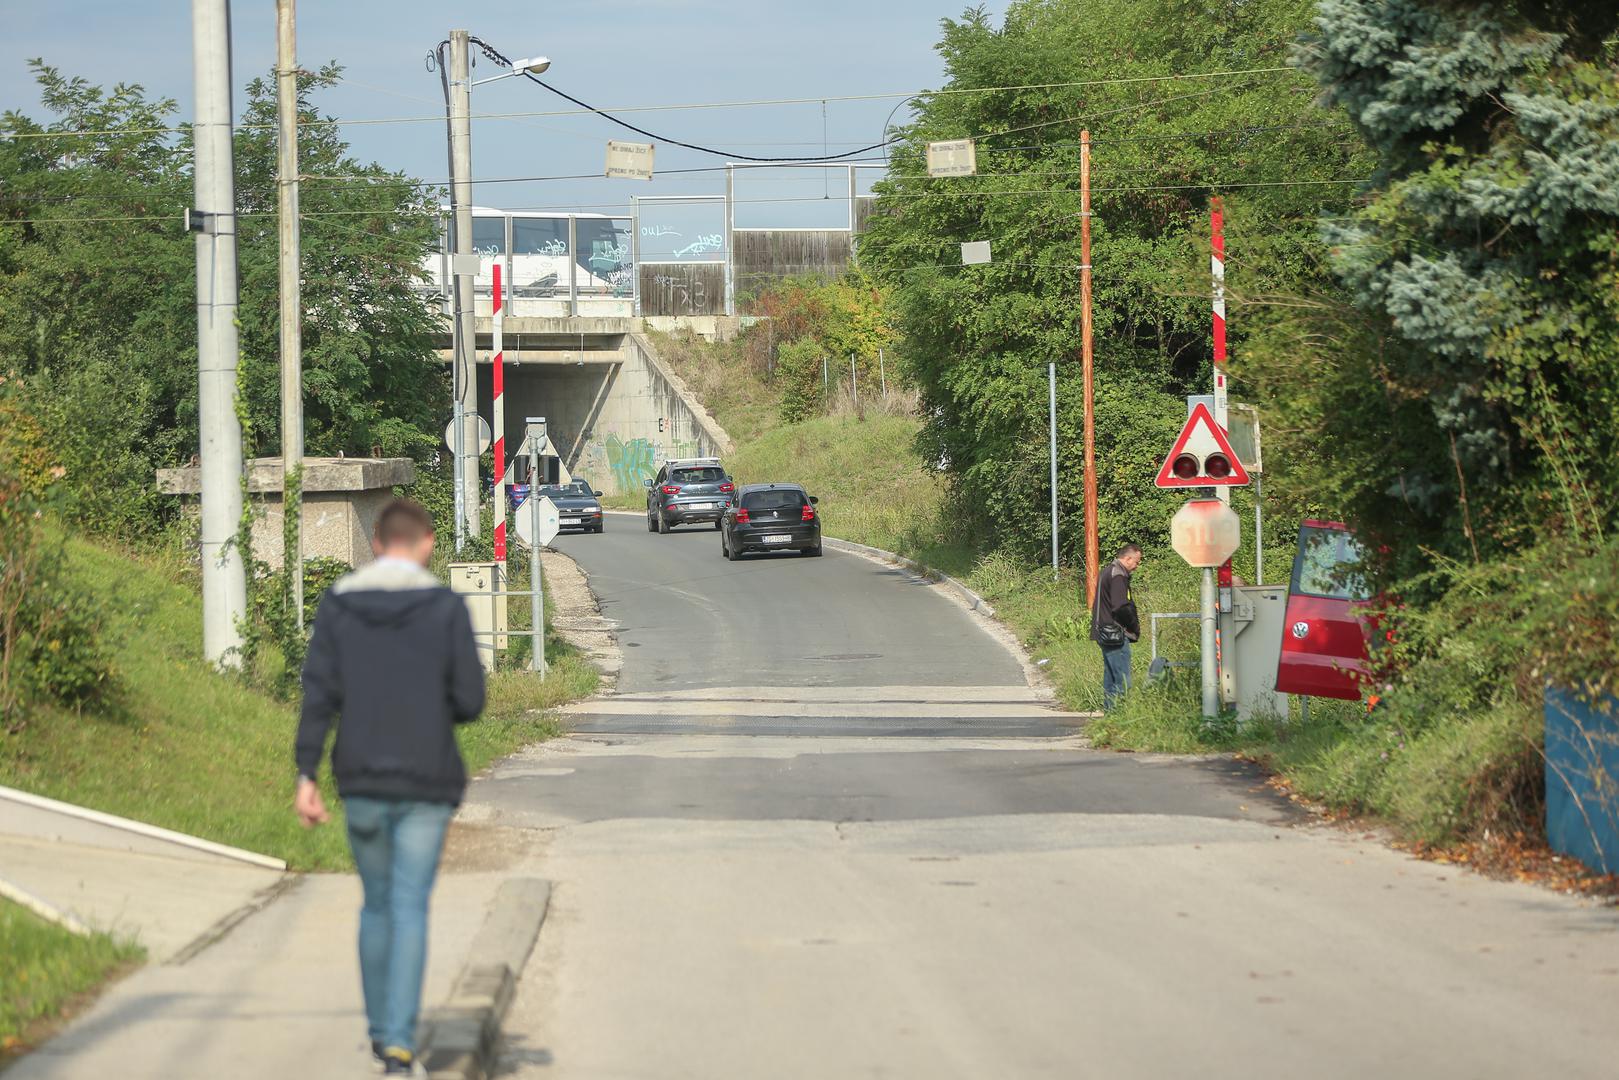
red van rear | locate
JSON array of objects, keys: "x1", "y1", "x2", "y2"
[{"x1": 1276, "y1": 520, "x2": 1371, "y2": 700}]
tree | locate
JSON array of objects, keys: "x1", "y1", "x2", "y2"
[
  {"x1": 1242, "y1": 1, "x2": 1619, "y2": 570},
  {"x1": 858, "y1": 0, "x2": 1368, "y2": 561},
  {"x1": 0, "y1": 61, "x2": 446, "y2": 537}
]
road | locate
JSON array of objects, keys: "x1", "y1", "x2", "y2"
[{"x1": 470, "y1": 523, "x2": 1619, "y2": 1079}]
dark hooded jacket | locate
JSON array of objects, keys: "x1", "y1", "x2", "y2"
[{"x1": 295, "y1": 559, "x2": 485, "y2": 805}]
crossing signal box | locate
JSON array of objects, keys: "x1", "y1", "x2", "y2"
[{"x1": 1155, "y1": 403, "x2": 1250, "y2": 489}]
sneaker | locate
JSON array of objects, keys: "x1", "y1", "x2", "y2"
[
  {"x1": 381, "y1": 1047, "x2": 419, "y2": 1076},
  {"x1": 370, "y1": 1041, "x2": 385, "y2": 1073}
]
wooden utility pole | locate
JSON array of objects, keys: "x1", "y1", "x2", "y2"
[
  {"x1": 1080, "y1": 130, "x2": 1100, "y2": 606},
  {"x1": 276, "y1": 0, "x2": 303, "y2": 626}
]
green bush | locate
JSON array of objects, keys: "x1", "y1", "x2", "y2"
[
  {"x1": 776, "y1": 338, "x2": 827, "y2": 424},
  {"x1": 0, "y1": 384, "x2": 116, "y2": 729}
]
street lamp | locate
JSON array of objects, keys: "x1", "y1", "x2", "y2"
[
  {"x1": 438, "y1": 34, "x2": 552, "y2": 549},
  {"x1": 472, "y1": 55, "x2": 551, "y2": 86}
]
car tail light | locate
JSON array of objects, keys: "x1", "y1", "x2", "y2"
[
  {"x1": 719, "y1": 482, "x2": 735, "y2": 494},
  {"x1": 661, "y1": 485, "x2": 680, "y2": 495},
  {"x1": 735, "y1": 508, "x2": 750, "y2": 523},
  {"x1": 801, "y1": 504, "x2": 815, "y2": 521}
]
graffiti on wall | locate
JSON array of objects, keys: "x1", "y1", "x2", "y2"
[{"x1": 605, "y1": 435, "x2": 658, "y2": 491}]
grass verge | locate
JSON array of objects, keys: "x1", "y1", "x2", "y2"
[
  {"x1": 0, "y1": 899, "x2": 142, "y2": 1052},
  {"x1": 0, "y1": 537, "x2": 595, "y2": 872}
]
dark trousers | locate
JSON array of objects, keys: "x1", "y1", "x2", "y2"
[{"x1": 1101, "y1": 641, "x2": 1132, "y2": 711}]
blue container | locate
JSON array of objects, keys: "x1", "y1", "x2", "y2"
[{"x1": 1544, "y1": 686, "x2": 1619, "y2": 875}]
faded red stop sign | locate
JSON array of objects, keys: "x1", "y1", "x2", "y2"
[{"x1": 1170, "y1": 498, "x2": 1241, "y2": 567}]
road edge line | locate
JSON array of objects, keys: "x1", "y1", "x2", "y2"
[{"x1": 422, "y1": 878, "x2": 552, "y2": 1080}]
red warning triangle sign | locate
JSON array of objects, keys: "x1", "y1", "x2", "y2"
[{"x1": 1155, "y1": 403, "x2": 1250, "y2": 488}]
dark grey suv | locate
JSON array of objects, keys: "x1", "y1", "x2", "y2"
[{"x1": 645, "y1": 457, "x2": 735, "y2": 532}]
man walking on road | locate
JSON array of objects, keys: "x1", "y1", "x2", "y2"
[
  {"x1": 294, "y1": 499, "x2": 485, "y2": 1075},
  {"x1": 1091, "y1": 542, "x2": 1142, "y2": 711}
]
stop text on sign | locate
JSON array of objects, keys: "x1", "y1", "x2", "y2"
[{"x1": 1171, "y1": 498, "x2": 1241, "y2": 568}]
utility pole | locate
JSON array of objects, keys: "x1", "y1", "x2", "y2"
[
  {"x1": 448, "y1": 29, "x2": 481, "y2": 544},
  {"x1": 275, "y1": 0, "x2": 303, "y2": 626},
  {"x1": 1079, "y1": 129, "x2": 1099, "y2": 607},
  {"x1": 191, "y1": 0, "x2": 247, "y2": 668}
]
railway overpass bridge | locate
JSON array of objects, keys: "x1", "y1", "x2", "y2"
[{"x1": 431, "y1": 315, "x2": 734, "y2": 498}]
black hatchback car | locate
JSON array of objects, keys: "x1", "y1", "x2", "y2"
[
  {"x1": 720, "y1": 483, "x2": 822, "y2": 560},
  {"x1": 533, "y1": 481, "x2": 605, "y2": 533}
]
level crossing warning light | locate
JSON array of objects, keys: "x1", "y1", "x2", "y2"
[{"x1": 1155, "y1": 403, "x2": 1250, "y2": 488}]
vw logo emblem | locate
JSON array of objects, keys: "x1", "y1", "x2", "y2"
[{"x1": 1291, "y1": 621, "x2": 1310, "y2": 639}]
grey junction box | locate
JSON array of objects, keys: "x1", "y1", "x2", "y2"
[{"x1": 1218, "y1": 584, "x2": 1290, "y2": 722}]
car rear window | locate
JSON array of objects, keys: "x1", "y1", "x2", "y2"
[
  {"x1": 1291, "y1": 526, "x2": 1370, "y2": 601},
  {"x1": 742, "y1": 489, "x2": 806, "y2": 511},
  {"x1": 672, "y1": 467, "x2": 725, "y2": 484}
]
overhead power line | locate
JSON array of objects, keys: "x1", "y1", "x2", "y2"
[
  {"x1": 0, "y1": 175, "x2": 1369, "y2": 226},
  {"x1": 0, "y1": 62, "x2": 1311, "y2": 142}
]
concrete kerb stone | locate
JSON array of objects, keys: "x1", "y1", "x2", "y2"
[{"x1": 423, "y1": 878, "x2": 552, "y2": 1080}]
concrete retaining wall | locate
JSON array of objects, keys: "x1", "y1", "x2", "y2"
[{"x1": 491, "y1": 332, "x2": 732, "y2": 498}]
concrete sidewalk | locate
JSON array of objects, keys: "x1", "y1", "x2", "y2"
[
  {"x1": 0, "y1": 834, "x2": 287, "y2": 962},
  {"x1": 7, "y1": 868, "x2": 519, "y2": 1080},
  {"x1": 0, "y1": 787, "x2": 288, "y2": 963}
]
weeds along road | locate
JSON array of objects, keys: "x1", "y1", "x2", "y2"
[{"x1": 472, "y1": 523, "x2": 1619, "y2": 1079}]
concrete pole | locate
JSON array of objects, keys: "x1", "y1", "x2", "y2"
[
  {"x1": 192, "y1": 0, "x2": 247, "y2": 669},
  {"x1": 1049, "y1": 362, "x2": 1059, "y2": 582},
  {"x1": 1200, "y1": 566, "x2": 1218, "y2": 719},
  {"x1": 849, "y1": 354, "x2": 857, "y2": 402},
  {"x1": 275, "y1": 0, "x2": 303, "y2": 627},
  {"x1": 449, "y1": 29, "x2": 481, "y2": 541}
]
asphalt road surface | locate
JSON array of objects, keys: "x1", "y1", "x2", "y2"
[{"x1": 466, "y1": 522, "x2": 1619, "y2": 1079}]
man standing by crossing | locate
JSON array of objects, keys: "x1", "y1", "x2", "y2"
[
  {"x1": 294, "y1": 499, "x2": 485, "y2": 1075},
  {"x1": 1091, "y1": 543, "x2": 1142, "y2": 711}
]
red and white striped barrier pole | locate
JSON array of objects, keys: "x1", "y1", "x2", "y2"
[
  {"x1": 1211, "y1": 197, "x2": 1229, "y2": 461},
  {"x1": 492, "y1": 262, "x2": 507, "y2": 562},
  {"x1": 1211, "y1": 197, "x2": 1232, "y2": 703}
]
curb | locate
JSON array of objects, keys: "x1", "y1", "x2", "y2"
[{"x1": 423, "y1": 878, "x2": 552, "y2": 1080}]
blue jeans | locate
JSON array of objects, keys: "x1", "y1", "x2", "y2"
[
  {"x1": 345, "y1": 796, "x2": 454, "y2": 1054},
  {"x1": 1101, "y1": 641, "x2": 1132, "y2": 711}
]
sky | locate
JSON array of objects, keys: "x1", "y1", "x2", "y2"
[{"x1": 2, "y1": 0, "x2": 1012, "y2": 235}]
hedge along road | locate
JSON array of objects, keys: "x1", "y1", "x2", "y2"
[{"x1": 470, "y1": 522, "x2": 1619, "y2": 1080}]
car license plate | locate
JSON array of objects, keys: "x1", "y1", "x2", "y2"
[
  {"x1": 688, "y1": 502, "x2": 713, "y2": 510},
  {"x1": 561, "y1": 518, "x2": 580, "y2": 525},
  {"x1": 764, "y1": 534, "x2": 792, "y2": 544}
]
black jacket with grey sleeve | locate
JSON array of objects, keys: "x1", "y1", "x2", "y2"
[
  {"x1": 295, "y1": 559, "x2": 485, "y2": 805},
  {"x1": 1090, "y1": 559, "x2": 1140, "y2": 645}
]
